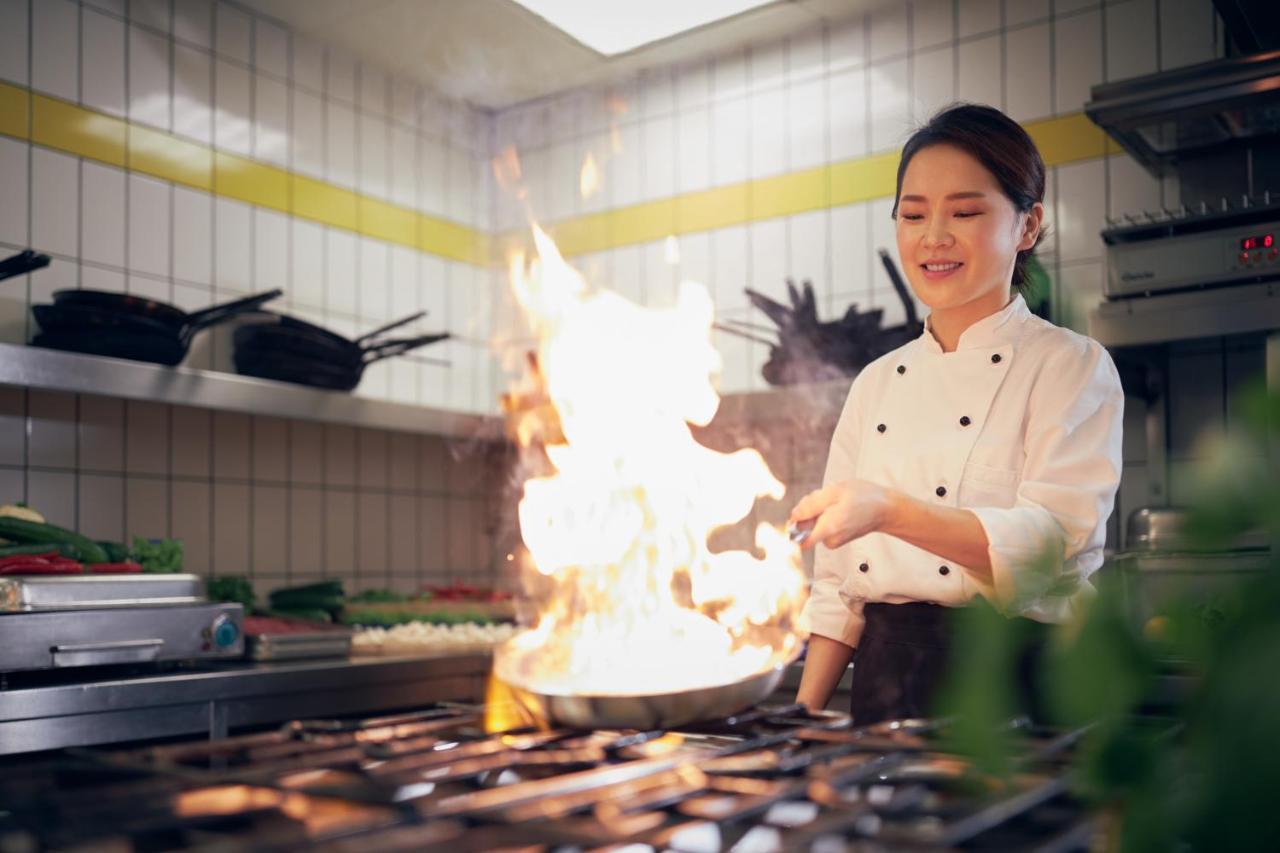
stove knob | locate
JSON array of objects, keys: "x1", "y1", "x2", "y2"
[{"x1": 211, "y1": 614, "x2": 240, "y2": 649}]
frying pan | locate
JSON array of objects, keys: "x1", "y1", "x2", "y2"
[
  {"x1": 232, "y1": 331, "x2": 450, "y2": 391},
  {"x1": 491, "y1": 628, "x2": 802, "y2": 730},
  {"x1": 42, "y1": 289, "x2": 283, "y2": 338},
  {"x1": 233, "y1": 312, "x2": 430, "y2": 370},
  {"x1": 31, "y1": 290, "x2": 282, "y2": 366}
]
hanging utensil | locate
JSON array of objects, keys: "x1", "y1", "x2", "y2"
[{"x1": 0, "y1": 250, "x2": 51, "y2": 283}]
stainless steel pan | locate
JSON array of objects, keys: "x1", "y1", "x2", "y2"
[{"x1": 492, "y1": 628, "x2": 801, "y2": 730}]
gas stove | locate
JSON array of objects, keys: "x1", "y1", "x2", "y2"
[{"x1": 0, "y1": 703, "x2": 1100, "y2": 851}]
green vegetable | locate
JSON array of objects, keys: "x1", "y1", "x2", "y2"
[
  {"x1": 130, "y1": 537, "x2": 184, "y2": 573},
  {"x1": 263, "y1": 608, "x2": 333, "y2": 623},
  {"x1": 0, "y1": 542, "x2": 82, "y2": 559},
  {"x1": 206, "y1": 575, "x2": 255, "y2": 610},
  {"x1": 0, "y1": 517, "x2": 108, "y2": 563},
  {"x1": 348, "y1": 588, "x2": 409, "y2": 603},
  {"x1": 269, "y1": 581, "x2": 345, "y2": 616},
  {"x1": 95, "y1": 541, "x2": 130, "y2": 563}
]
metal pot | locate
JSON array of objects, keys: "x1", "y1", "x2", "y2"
[{"x1": 492, "y1": 629, "x2": 802, "y2": 730}]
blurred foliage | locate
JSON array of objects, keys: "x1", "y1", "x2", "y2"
[
  {"x1": 934, "y1": 379, "x2": 1280, "y2": 851},
  {"x1": 1023, "y1": 255, "x2": 1053, "y2": 319}
]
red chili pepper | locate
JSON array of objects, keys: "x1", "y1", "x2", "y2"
[
  {"x1": 0, "y1": 562, "x2": 83, "y2": 575},
  {"x1": 87, "y1": 561, "x2": 143, "y2": 574}
]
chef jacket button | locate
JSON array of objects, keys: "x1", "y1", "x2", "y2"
[
  {"x1": 877, "y1": 423, "x2": 886, "y2": 433},
  {"x1": 935, "y1": 485, "x2": 947, "y2": 498},
  {"x1": 959, "y1": 416, "x2": 971, "y2": 427},
  {"x1": 896, "y1": 365, "x2": 906, "y2": 375},
  {"x1": 859, "y1": 562, "x2": 870, "y2": 573},
  {"x1": 939, "y1": 565, "x2": 951, "y2": 576},
  {"x1": 991, "y1": 353, "x2": 1002, "y2": 364}
]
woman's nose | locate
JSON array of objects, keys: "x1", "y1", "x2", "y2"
[{"x1": 923, "y1": 215, "x2": 953, "y2": 248}]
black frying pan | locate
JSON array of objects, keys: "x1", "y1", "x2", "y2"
[
  {"x1": 45, "y1": 289, "x2": 283, "y2": 338},
  {"x1": 238, "y1": 310, "x2": 428, "y2": 366},
  {"x1": 233, "y1": 331, "x2": 450, "y2": 391},
  {"x1": 31, "y1": 290, "x2": 283, "y2": 366}
]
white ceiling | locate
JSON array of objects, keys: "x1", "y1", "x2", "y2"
[{"x1": 239, "y1": 0, "x2": 880, "y2": 110}]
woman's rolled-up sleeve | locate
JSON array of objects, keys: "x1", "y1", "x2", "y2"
[
  {"x1": 967, "y1": 340, "x2": 1124, "y2": 611},
  {"x1": 804, "y1": 373, "x2": 869, "y2": 648}
]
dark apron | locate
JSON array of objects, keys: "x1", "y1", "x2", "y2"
[{"x1": 848, "y1": 602, "x2": 1049, "y2": 725}]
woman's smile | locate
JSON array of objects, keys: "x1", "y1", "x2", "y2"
[{"x1": 921, "y1": 261, "x2": 964, "y2": 280}]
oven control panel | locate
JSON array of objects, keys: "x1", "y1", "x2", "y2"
[{"x1": 1103, "y1": 198, "x2": 1280, "y2": 299}]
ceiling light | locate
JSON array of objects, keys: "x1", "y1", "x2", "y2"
[{"x1": 512, "y1": 0, "x2": 779, "y2": 56}]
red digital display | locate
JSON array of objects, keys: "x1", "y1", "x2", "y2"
[{"x1": 1241, "y1": 234, "x2": 1274, "y2": 251}]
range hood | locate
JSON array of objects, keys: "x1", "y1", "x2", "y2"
[{"x1": 1084, "y1": 50, "x2": 1280, "y2": 177}]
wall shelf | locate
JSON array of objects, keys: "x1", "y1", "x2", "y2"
[{"x1": 0, "y1": 342, "x2": 502, "y2": 439}]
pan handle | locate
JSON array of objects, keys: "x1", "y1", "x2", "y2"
[
  {"x1": 184, "y1": 289, "x2": 284, "y2": 333},
  {"x1": 355, "y1": 310, "x2": 427, "y2": 344},
  {"x1": 362, "y1": 333, "x2": 451, "y2": 364},
  {"x1": 0, "y1": 250, "x2": 51, "y2": 283}
]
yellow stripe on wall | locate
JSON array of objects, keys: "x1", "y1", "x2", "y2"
[
  {"x1": 0, "y1": 81, "x2": 488, "y2": 269},
  {"x1": 0, "y1": 84, "x2": 29, "y2": 140},
  {"x1": 0, "y1": 79, "x2": 1118, "y2": 271},
  {"x1": 502, "y1": 112, "x2": 1114, "y2": 260}
]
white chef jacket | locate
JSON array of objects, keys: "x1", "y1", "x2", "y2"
[{"x1": 805, "y1": 293, "x2": 1124, "y2": 648}]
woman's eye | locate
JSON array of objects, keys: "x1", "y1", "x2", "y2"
[
  {"x1": 900, "y1": 213, "x2": 924, "y2": 221},
  {"x1": 954, "y1": 211, "x2": 983, "y2": 218}
]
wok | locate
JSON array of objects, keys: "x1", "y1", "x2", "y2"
[{"x1": 492, "y1": 629, "x2": 801, "y2": 730}]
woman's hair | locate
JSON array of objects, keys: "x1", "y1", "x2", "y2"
[{"x1": 892, "y1": 103, "x2": 1047, "y2": 293}]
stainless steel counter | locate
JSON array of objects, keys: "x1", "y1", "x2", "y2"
[{"x1": 0, "y1": 652, "x2": 491, "y2": 756}]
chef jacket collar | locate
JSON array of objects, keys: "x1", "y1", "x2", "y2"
[{"x1": 920, "y1": 292, "x2": 1030, "y2": 354}]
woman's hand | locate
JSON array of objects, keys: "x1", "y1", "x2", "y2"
[{"x1": 788, "y1": 480, "x2": 894, "y2": 550}]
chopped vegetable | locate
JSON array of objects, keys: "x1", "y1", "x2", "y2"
[
  {"x1": 131, "y1": 537, "x2": 184, "y2": 573},
  {"x1": 0, "y1": 553, "x2": 83, "y2": 575},
  {"x1": 268, "y1": 581, "x2": 345, "y2": 617},
  {"x1": 340, "y1": 608, "x2": 497, "y2": 627},
  {"x1": 206, "y1": 575, "x2": 255, "y2": 610}
]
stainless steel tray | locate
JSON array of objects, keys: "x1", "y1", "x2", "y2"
[
  {"x1": 245, "y1": 630, "x2": 353, "y2": 661},
  {"x1": 0, "y1": 574, "x2": 205, "y2": 611}
]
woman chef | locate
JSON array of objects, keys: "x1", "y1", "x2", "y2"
[{"x1": 790, "y1": 103, "x2": 1123, "y2": 723}]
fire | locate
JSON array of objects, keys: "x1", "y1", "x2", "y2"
[
  {"x1": 494, "y1": 225, "x2": 808, "y2": 701},
  {"x1": 579, "y1": 151, "x2": 601, "y2": 199}
]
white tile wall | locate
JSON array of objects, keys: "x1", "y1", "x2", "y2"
[
  {"x1": 32, "y1": 0, "x2": 78, "y2": 101},
  {"x1": 0, "y1": 0, "x2": 28, "y2": 85},
  {"x1": 82, "y1": 8, "x2": 125, "y2": 117}
]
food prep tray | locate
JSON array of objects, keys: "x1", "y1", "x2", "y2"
[
  {"x1": 245, "y1": 630, "x2": 353, "y2": 661},
  {"x1": 0, "y1": 573, "x2": 204, "y2": 611}
]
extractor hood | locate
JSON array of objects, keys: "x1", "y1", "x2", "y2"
[{"x1": 1084, "y1": 50, "x2": 1280, "y2": 178}]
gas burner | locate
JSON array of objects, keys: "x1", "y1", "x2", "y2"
[{"x1": 0, "y1": 703, "x2": 1100, "y2": 851}]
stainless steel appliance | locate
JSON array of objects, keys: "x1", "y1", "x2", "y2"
[
  {"x1": 0, "y1": 574, "x2": 244, "y2": 671},
  {"x1": 1084, "y1": 50, "x2": 1280, "y2": 177},
  {"x1": 1090, "y1": 196, "x2": 1280, "y2": 347}
]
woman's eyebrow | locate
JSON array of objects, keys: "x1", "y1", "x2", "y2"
[{"x1": 898, "y1": 191, "x2": 988, "y2": 202}]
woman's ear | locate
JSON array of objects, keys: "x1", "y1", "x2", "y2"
[{"x1": 1017, "y1": 202, "x2": 1045, "y2": 251}]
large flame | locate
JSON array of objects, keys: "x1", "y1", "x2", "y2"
[{"x1": 494, "y1": 226, "x2": 808, "y2": 699}]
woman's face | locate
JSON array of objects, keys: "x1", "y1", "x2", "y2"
[{"x1": 894, "y1": 144, "x2": 1043, "y2": 314}]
